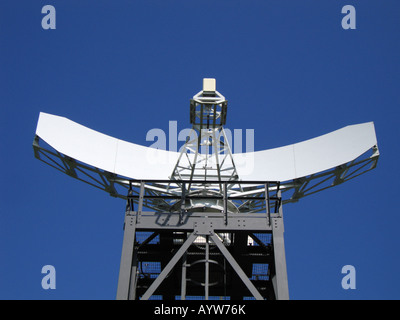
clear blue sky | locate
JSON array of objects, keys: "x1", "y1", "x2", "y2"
[{"x1": 0, "y1": 0, "x2": 399, "y2": 300}]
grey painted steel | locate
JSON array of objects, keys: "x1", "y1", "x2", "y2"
[
  {"x1": 116, "y1": 208, "x2": 280, "y2": 300},
  {"x1": 137, "y1": 181, "x2": 144, "y2": 223},
  {"x1": 205, "y1": 235, "x2": 210, "y2": 300},
  {"x1": 271, "y1": 216, "x2": 289, "y2": 300},
  {"x1": 116, "y1": 183, "x2": 284, "y2": 300},
  {"x1": 116, "y1": 214, "x2": 136, "y2": 300},
  {"x1": 210, "y1": 233, "x2": 264, "y2": 300},
  {"x1": 270, "y1": 191, "x2": 289, "y2": 300},
  {"x1": 134, "y1": 211, "x2": 272, "y2": 232},
  {"x1": 141, "y1": 232, "x2": 198, "y2": 300},
  {"x1": 128, "y1": 250, "x2": 138, "y2": 300},
  {"x1": 180, "y1": 252, "x2": 187, "y2": 300}
]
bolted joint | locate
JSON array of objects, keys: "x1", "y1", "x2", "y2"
[{"x1": 193, "y1": 219, "x2": 214, "y2": 236}]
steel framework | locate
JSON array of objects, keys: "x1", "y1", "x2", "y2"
[
  {"x1": 32, "y1": 137, "x2": 379, "y2": 211},
  {"x1": 115, "y1": 80, "x2": 289, "y2": 300},
  {"x1": 116, "y1": 180, "x2": 288, "y2": 300},
  {"x1": 32, "y1": 78, "x2": 380, "y2": 300}
]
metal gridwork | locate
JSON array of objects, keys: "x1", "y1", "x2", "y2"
[
  {"x1": 116, "y1": 179, "x2": 289, "y2": 301},
  {"x1": 33, "y1": 135, "x2": 379, "y2": 211}
]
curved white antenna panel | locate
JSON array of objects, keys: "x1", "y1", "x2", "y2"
[
  {"x1": 35, "y1": 112, "x2": 378, "y2": 184},
  {"x1": 35, "y1": 112, "x2": 180, "y2": 180},
  {"x1": 233, "y1": 122, "x2": 378, "y2": 181}
]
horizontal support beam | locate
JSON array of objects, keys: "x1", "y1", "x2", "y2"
[
  {"x1": 127, "y1": 195, "x2": 280, "y2": 201},
  {"x1": 130, "y1": 211, "x2": 272, "y2": 232},
  {"x1": 128, "y1": 179, "x2": 281, "y2": 185}
]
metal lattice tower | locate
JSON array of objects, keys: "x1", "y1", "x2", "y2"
[{"x1": 116, "y1": 79, "x2": 289, "y2": 300}]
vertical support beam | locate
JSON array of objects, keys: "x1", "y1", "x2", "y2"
[
  {"x1": 180, "y1": 182, "x2": 186, "y2": 224},
  {"x1": 141, "y1": 232, "x2": 198, "y2": 300},
  {"x1": 265, "y1": 182, "x2": 271, "y2": 225},
  {"x1": 126, "y1": 183, "x2": 134, "y2": 212},
  {"x1": 205, "y1": 235, "x2": 210, "y2": 300},
  {"x1": 211, "y1": 126, "x2": 222, "y2": 188},
  {"x1": 271, "y1": 190, "x2": 289, "y2": 300},
  {"x1": 210, "y1": 233, "x2": 264, "y2": 300},
  {"x1": 116, "y1": 213, "x2": 136, "y2": 300},
  {"x1": 223, "y1": 182, "x2": 228, "y2": 225},
  {"x1": 137, "y1": 181, "x2": 145, "y2": 224},
  {"x1": 128, "y1": 250, "x2": 139, "y2": 300},
  {"x1": 181, "y1": 252, "x2": 187, "y2": 300},
  {"x1": 277, "y1": 187, "x2": 283, "y2": 216}
]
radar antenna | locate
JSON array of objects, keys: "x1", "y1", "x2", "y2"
[{"x1": 33, "y1": 79, "x2": 379, "y2": 300}]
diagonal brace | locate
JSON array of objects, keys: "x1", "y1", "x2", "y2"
[
  {"x1": 209, "y1": 233, "x2": 264, "y2": 300},
  {"x1": 140, "y1": 232, "x2": 198, "y2": 300}
]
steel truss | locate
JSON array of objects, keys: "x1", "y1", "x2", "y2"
[
  {"x1": 116, "y1": 180, "x2": 289, "y2": 300},
  {"x1": 170, "y1": 86, "x2": 238, "y2": 194},
  {"x1": 33, "y1": 135, "x2": 379, "y2": 211}
]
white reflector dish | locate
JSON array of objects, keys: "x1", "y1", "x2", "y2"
[
  {"x1": 35, "y1": 112, "x2": 378, "y2": 183},
  {"x1": 233, "y1": 122, "x2": 378, "y2": 181},
  {"x1": 35, "y1": 112, "x2": 180, "y2": 180}
]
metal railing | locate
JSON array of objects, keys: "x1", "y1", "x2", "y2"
[{"x1": 126, "y1": 179, "x2": 282, "y2": 226}]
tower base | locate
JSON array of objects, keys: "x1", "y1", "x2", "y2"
[{"x1": 116, "y1": 180, "x2": 289, "y2": 300}]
